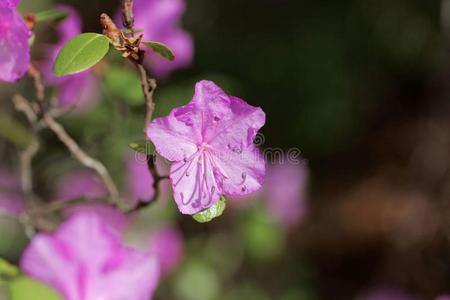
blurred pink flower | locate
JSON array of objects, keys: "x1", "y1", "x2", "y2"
[
  {"x1": 148, "y1": 225, "x2": 183, "y2": 276},
  {"x1": 21, "y1": 213, "x2": 160, "y2": 300},
  {"x1": 0, "y1": 0, "x2": 31, "y2": 82},
  {"x1": 356, "y1": 287, "x2": 417, "y2": 300},
  {"x1": 117, "y1": 0, "x2": 193, "y2": 78},
  {"x1": 436, "y1": 296, "x2": 450, "y2": 300},
  {"x1": 54, "y1": 170, "x2": 129, "y2": 233},
  {"x1": 265, "y1": 161, "x2": 308, "y2": 226},
  {"x1": 147, "y1": 80, "x2": 266, "y2": 214},
  {"x1": 0, "y1": 169, "x2": 24, "y2": 216},
  {"x1": 41, "y1": 5, "x2": 98, "y2": 110},
  {"x1": 126, "y1": 154, "x2": 171, "y2": 207}
]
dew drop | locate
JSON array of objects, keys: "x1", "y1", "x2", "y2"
[
  {"x1": 210, "y1": 186, "x2": 216, "y2": 194},
  {"x1": 241, "y1": 185, "x2": 247, "y2": 192},
  {"x1": 241, "y1": 172, "x2": 247, "y2": 180}
]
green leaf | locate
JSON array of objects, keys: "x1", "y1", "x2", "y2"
[
  {"x1": 35, "y1": 9, "x2": 68, "y2": 23},
  {"x1": 0, "y1": 113, "x2": 33, "y2": 148},
  {"x1": 193, "y1": 197, "x2": 226, "y2": 223},
  {"x1": 129, "y1": 140, "x2": 155, "y2": 156},
  {"x1": 9, "y1": 277, "x2": 62, "y2": 300},
  {"x1": 0, "y1": 258, "x2": 19, "y2": 280},
  {"x1": 142, "y1": 41, "x2": 175, "y2": 61},
  {"x1": 53, "y1": 33, "x2": 110, "y2": 76},
  {"x1": 105, "y1": 67, "x2": 143, "y2": 106}
]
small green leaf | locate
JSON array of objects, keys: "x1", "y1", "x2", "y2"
[
  {"x1": 53, "y1": 33, "x2": 110, "y2": 76},
  {"x1": 9, "y1": 277, "x2": 62, "y2": 300},
  {"x1": 0, "y1": 258, "x2": 19, "y2": 280},
  {"x1": 129, "y1": 140, "x2": 155, "y2": 156},
  {"x1": 142, "y1": 41, "x2": 175, "y2": 61},
  {"x1": 35, "y1": 10, "x2": 68, "y2": 23},
  {"x1": 193, "y1": 197, "x2": 226, "y2": 223}
]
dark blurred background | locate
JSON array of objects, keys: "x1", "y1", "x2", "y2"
[{"x1": 4, "y1": 0, "x2": 450, "y2": 299}]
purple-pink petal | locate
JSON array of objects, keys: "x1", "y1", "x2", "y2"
[
  {"x1": 0, "y1": 2, "x2": 31, "y2": 82},
  {"x1": 265, "y1": 162, "x2": 308, "y2": 226},
  {"x1": 148, "y1": 80, "x2": 266, "y2": 214},
  {"x1": 21, "y1": 213, "x2": 160, "y2": 300},
  {"x1": 148, "y1": 225, "x2": 183, "y2": 276},
  {"x1": 436, "y1": 296, "x2": 450, "y2": 300},
  {"x1": 54, "y1": 170, "x2": 108, "y2": 202}
]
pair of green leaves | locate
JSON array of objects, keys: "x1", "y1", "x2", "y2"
[{"x1": 53, "y1": 33, "x2": 175, "y2": 77}]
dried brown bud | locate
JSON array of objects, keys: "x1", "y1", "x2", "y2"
[
  {"x1": 121, "y1": 0, "x2": 135, "y2": 30},
  {"x1": 100, "y1": 13, "x2": 122, "y2": 45}
]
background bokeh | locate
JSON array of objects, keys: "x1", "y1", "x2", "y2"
[{"x1": 2, "y1": 0, "x2": 450, "y2": 299}]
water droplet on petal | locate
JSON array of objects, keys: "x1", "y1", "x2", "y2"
[
  {"x1": 241, "y1": 172, "x2": 247, "y2": 180},
  {"x1": 241, "y1": 185, "x2": 247, "y2": 192},
  {"x1": 210, "y1": 186, "x2": 216, "y2": 194}
]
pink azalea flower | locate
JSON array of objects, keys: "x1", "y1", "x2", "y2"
[
  {"x1": 41, "y1": 5, "x2": 98, "y2": 110},
  {"x1": 117, "y1": 0, "x2": 193, "y2": 78},
  {"x1": 148, "y1": 225, "x2": 183, "y2": 276},
  {"x1": 21, "y1": 213, "x2": 160, "y2": 300},
  {"x1": 265, "y1": 161, "x2": 308, "y2": 226},
  {"x1": 0, "y1": 169, "x2": 24, "y2": 216},
  {"x1": 0, "y1": 0, "x2": 31, "y2": 82},
  {"x1": 147, "y1": 80, "x2": 266, "y2": 214}
]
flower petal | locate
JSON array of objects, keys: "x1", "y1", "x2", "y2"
[
  {"x1": 213, "y1": 145, "x2": 265, "y2": 196},
  {"x1": 170, "y1": 152, "x2": 222, "y2": 214},
  {"x1": 147, "y1": 106, "x2": 199, "y2": 162},
  {"x1": 0, "y1": 5, "x2": 31, "y2": 82}
]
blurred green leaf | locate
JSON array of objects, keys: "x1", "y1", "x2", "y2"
[
  {"x1": 193, "y1": 197, "x2": 226, "y2": 223},
  {"x1": 9, "y1": 277, "x2": 62, "y2": 300},
  {"x1": 175, "y1": 260, "x2": 220, "y2": 300},
  {"x1": 35, "y1": 9, "x2": 68, "y2": 22},
  {"x1": 0, "y1": 217, "x2": 28, "y2": 262},
  {"x1": 0, "y1": 258, "x2": 19, "y2": 280},
  {"x1": 142, "y1": 41, "x2": 175, "y2": 61},
  {"x1": 240, "y1": 209, "x2": 285, "y2": 261},
  {"x1": 0, "y1": 113, "x2": 33, "y2": 148},
  {"x1": 53, "y1": 33, "x2": 110, "y2": 76},
  {"x1": 128, "y1": 140, "x2": 155, "y2": 155},
  {"x1": 105, "y1": 67, "x2": 143, "y2": 106}
]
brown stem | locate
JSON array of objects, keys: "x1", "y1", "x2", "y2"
[
  {"x1": 121, "y1": 0, "x2": 135, "y2": 31},
  {"x1": 42, "y1": 114, "x2": 120, "y2": 205},
  {"x1": 136, "y1": 63, "x2": 157, "y2": 135}
]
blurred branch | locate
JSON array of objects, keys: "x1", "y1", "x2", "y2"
[
  {"x1": 42, "y1": 113, "x2": 121, "y2": 206},
  {"x1": 12, "y1": 95, "x2": 40, "y2": 204}
]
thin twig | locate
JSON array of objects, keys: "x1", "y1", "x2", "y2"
[
  {"x1": 12, "y1": 95, "x2": 40, "y2": 204},
  {"x1": 136, "y1": 63, "x2": 157, "y2": 135},
  {"x1": 42, "y1": 113, "x2": 120, "y2": 205}
]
